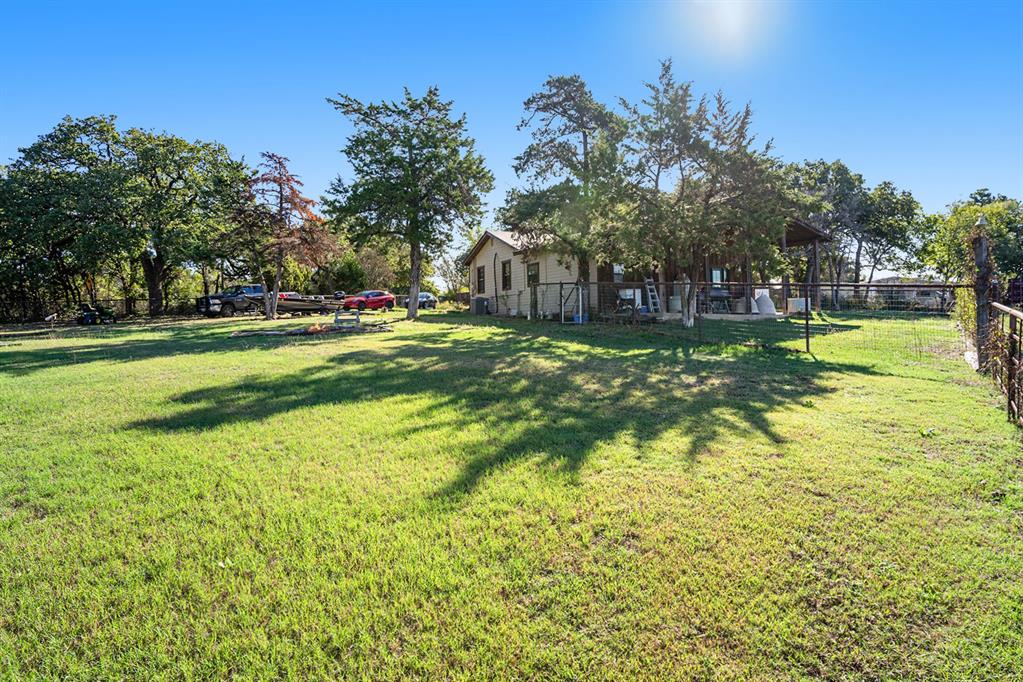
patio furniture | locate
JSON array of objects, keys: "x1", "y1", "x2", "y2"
[{"x1": 707, "y1": 287, "x2": 731, "y2": 313}]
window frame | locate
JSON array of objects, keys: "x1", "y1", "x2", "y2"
[
  {"x1": 501, "y1": 259, "x2": 512, "y2": 291},
  {"x1": 526, "y1": 262, "x2": 540, "y2": 286},
  {"x1": 476, "y1": 265, "x2": 486, "y2": 294}
]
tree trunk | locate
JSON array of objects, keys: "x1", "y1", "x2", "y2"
[
  {"x1": 260, "y1": 272, "x2": 273, "y2": 321},
  {"x1": 663, "y1": 254, "x2": 680, "y2": 285},
  {"x1": 682, "y1": 262, "x2": 700, "y2": 328},
  {"x1": 201, "y1": 265, "x2": 210, "y2": 298},
  {"x1": 407, "y1": 241, "x2": 422, "y2": 320},
  {"x1": 268, "y1": 256, "x2": 284, "y2": 320},
  {"x1": 141, "y1": 252, "x2": 165, "y2": 316},
  {"x1": 828, "y1": 252, "x2": 843, "y2": 311},
  {"x1": 118, "y1": 272, "x2": 134, "y2": 317},
  {"x1": 853, "y1": 239, "x2": 863, "y2": 297}
]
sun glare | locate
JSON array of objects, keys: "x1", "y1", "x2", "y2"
[{"x1": 678, "y1": 0, "x2": 789, "y2": 64}]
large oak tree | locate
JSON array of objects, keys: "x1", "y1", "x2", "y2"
[{"x1": 122, "y1": 129, "x2": 242, "y2": 315}]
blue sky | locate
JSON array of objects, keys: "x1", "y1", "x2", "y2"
[{"x1": 2, "y1": 0, "x2": 1021, "y2": 236}]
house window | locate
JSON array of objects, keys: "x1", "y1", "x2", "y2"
[
  {"x1": 501, "y1": 260, "x2": 512, "y2": 290},
  {"x1": 526, "y1": 262, "x2": 539, "y2": 286},
  {"x1": 711, "y1": 267, "x2": 726, "y2": 284},
  {"x1": 612, "y1": 264, "x2": 624, "y2": 283},
  {"x1": 476, "y1": 265, "x2": 486, "y2": 294}
]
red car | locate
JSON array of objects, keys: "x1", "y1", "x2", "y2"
[{"x1": 343, "y1": 290, "x2": 395, "y2": 311}]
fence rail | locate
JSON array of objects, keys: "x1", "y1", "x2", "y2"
[
  {"x1": 469, "y1": 280, "x2": 968, "y2": 358},
  {"x1": 987, "y1": 301, "x2": 1023, "y2": 426}
]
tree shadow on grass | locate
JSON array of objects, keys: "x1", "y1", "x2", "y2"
[
  {"x1": 0, "y1": 321, "x2": 357, "y2": 377},
  {"x1": 130, "y1": 320, "x2": 883, "y2": 502},
  {"x1": 414, "y1": 311, "x2": 866, "y2": 353}
]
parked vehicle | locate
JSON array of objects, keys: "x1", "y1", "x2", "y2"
[
  {"x1": 196, "y1": 284, "x2": 263, "y2": 317},
  {"x1": 245, "y1": 292, "x2": 345, "y2": 315},
  {"x1": 77, "y1": 303, "x2": 116, "y2": 325},
  {"x1": 343, "y1": 290, "x2": 395, "y2": 311},
  {"x1": 416, "y1": 292, "x2": 439, "y2": 309}
]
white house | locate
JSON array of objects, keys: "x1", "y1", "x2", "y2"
[
  {"x1": 462, "y1": 230, "x2": 587, "y2": 317},
  {"x1": 462, "y1": 220, "x2": 830, "y2": 320}
]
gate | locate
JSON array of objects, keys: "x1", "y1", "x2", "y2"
[{"x1": 987, "y1": 302, "x2": 1023, "y2": 426}]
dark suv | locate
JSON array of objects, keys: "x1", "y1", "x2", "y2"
[{"x1": 196, "y1": 284, "x2": 263, "y2": 317}]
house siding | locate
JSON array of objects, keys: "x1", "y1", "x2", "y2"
[{"x1": 468, "y1": 236, "x2": 586, "y2": 317}]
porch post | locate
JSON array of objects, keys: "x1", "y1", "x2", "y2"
[
  {"x1": 781, "y1": 230, "x2": 790, "y2": 302},
  {"x1": 812, "y1": 239, "x2": 821, "y2": 312}
]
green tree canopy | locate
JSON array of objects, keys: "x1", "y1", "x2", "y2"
[
  {"x1": 325, "y1": 87, "x2": 493, "y2": 318},
  {"x1": 785, "y1": 159, "x2": 868, "y2": 283},
  {"x1": 122, "y1": 128, "x2": 245, "y2": 314},
  {"x1": 861, "y1": 180, "x2": 922, "y2": 282},
  {"x1": 920, "y1": 194, "x2": 1023, "y2": 282},
  {"x1": 501, "y1": 75, "x2": 624, "y2": 280},
  {"x1": 612, "y1": 61, "x2": 801, "y2": 324},
  {"x1": 1, "y1": 116, "x2": 134, "y2": 314},
  {"x1": 0, "y1": 115, "x2": 246, "y2": 317}
]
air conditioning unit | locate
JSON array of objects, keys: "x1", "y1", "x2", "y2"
[{"x1": 471, "y1": 297, "x2": 490, "y2": 315}]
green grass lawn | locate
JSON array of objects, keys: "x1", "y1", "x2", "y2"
[{"x1": 1, "y1": 312, "x2": 1020, "y2": 679}]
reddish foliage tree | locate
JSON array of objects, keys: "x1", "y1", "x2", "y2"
[{"x1": 234, "y1": 152, "x2": 337, "y2": 319}]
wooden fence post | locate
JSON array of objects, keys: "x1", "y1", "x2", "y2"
[
  {"x1": 812, "y1": 239, "x2": 821, "y2": 312},
  {"x1": 1009, "y1": 315, "x2": 1018, "y2": 421},
  {"x1": 974, "y1": 218, "x2": 991, "y2": 370}
]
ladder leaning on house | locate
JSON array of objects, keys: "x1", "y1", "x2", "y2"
[{"x1": 643, "y1": 278, "x2": 662, "y2": 315}]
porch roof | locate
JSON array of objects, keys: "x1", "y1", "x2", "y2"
[{"x1": 783, "y1": 218, "x2": 830, "y2": 247}]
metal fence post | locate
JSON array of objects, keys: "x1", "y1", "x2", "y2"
[
  {"x1": 559, "y1": 282, "x2": 564, "y2": 324},
  {"x1": 974, "y1": 219, "x2": 991, "y2": 370},
  {"x1": 804, "y1": 283, "x2": 811, "y2": 353}
]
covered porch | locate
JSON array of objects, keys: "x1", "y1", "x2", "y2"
[{"x1": 701, "y1": 218, "x2": 828, "y2": 314}]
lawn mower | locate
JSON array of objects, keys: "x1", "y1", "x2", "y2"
[{"x1": 76, "y1": 303, "x2": 117, "y2": 325}]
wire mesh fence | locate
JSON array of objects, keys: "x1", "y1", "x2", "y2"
[
  {"x1": 91, "y1": 298, "x2": 202, "y2": 317},
  {"x1": 0, "y1": 297, "x2": 211, "y2": 323},
  {"x1": 471, "y1": 281, "x2": 969, "y2": 359},
  {"x1": 986, "y1": 302, "x2": 1023, "y2": 426}
]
